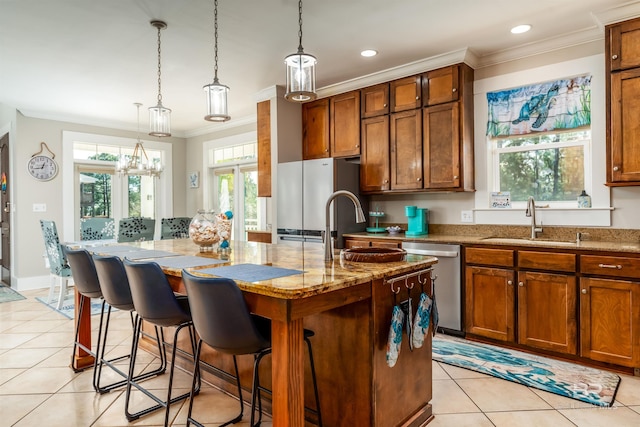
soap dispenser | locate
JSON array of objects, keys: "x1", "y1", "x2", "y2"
[{"x1": 577, "y1": 190, "x2": 591, "y2": 208}]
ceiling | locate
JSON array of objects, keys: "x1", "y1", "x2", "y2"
[{"x1": 1, "y1": 0, "x2": 638, "y2": 137}]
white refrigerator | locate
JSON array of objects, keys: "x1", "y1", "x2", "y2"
[{"x1": 276, "y1": 158, "x2": 367, "y2": 248}]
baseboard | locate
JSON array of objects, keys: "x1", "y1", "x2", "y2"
[{"x1": 14, "y1": 274, "x2": 53, "y2": 292}]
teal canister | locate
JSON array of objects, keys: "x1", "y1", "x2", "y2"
[{"x1": 577, "y1": 190, "x2": 592, "y2": 208}]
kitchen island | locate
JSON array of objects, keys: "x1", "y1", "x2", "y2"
[{"x1": 75, "y1": 239, "x2": 437, "y2": 427}]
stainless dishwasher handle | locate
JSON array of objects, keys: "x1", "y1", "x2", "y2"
[{"x1": 405, "y1": 249, "x2": 458, "y2": 258}]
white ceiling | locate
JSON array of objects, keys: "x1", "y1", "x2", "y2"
[{"x1": 1, "y1": 0, "x2": 638, "y2": 137}]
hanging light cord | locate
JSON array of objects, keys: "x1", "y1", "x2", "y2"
[
  {"x1": 213, "y1": 0, "x2": 219, "y2": 83},
  {"x1": 297, "y1": 0, "x2": 304, "y2": 53},
  {"x1": 156, "y1": 24, "x2": 163, "y2": 104}
]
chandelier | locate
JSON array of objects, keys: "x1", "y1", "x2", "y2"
[
  {"x1": 203, "y1": 0, "x2": 230, "y2": 122},
  {"x1": 284, "y1": 0, "x2": 317, "y2": 102},
  {"x1": 149, "y1": 20, "x2": 171, "y2": 137},
  {"x1": 117, "y1": 103, "x2": 163, "y2": 178}
]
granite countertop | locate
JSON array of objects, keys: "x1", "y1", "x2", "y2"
[
  {"x1": 123, "y1": 239, "x2": 437, "y2": 299},
  {"x1": 343, "y1": 232, "x2": 640, "y2": 254}
]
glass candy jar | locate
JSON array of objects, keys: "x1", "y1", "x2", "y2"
[{"x1": 189, "y1": 210, "x2": 220, "y2": 251}]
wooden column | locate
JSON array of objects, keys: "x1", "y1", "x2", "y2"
[
  {"x1": 72, "y1": 291, "x2": 94, "y2": 370},
  {"x1": 271, "y1": 318, "x2": 305, "y2": 426}
]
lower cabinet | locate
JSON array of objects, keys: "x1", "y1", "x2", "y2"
[
  {"x1": 465, "y1": 247, "x2": 578, "y2": 356},
  {"x1": 580, "y1": 277, "x2": 640, "y2": 367},
  {"x1": 517, "y1": 271, "x2": 577, "y2": 355}
]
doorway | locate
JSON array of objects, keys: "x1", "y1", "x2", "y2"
[{"x1": 0, "y1": 133, "x2": 10, "y2": 285}]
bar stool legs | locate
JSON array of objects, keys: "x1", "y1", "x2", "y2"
[{"x1": 124, "y1": 316, "x2": 201, "y2": 426}]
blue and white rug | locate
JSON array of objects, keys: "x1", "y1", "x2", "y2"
[
  {"x1": 36, "y1": 296, "x2": 108, "y2": 320},
  {"x1": 432, "y1": 334, "x2": 620, "y2": 407}
]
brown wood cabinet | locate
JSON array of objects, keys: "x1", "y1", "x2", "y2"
[
  {"x1": 517, "y1": 271, "x2": 577, "y2": 354},
  {"x1": 360, "y1": 115, "x2": 390, "y2": 192},
  {"x1": 330, "y1": 90, "x2": 361, "y2": 158},
  {"x1": 423, "y1": 103, "x2": 460, "y2": 189},
  {"x1": 257, "y1": 100, "x2": 271, "y2": 197},
  {"x1": 607, "y1": 17, "x2": 640, "y2": 186},
  {"x1": 361, "y1": 83, "x2": 389, "y2": 118},
  {"x1": 422, "y1": 65, "x2": 459, "y2": 106},
  {"x1": 465, "y1": 247, "x2": 578, "y2": 355},
  {"x1": 344, "y1": 237, "x2": 402, "y2": 249},
  {"x1": 608, "y1": 17, "x2": 640, "y2": 72},
  {"x1": 302, "y1": 98, "x2": 330, "y2": 160},
  {"x1": 390, "y1": 110, "x2": 422, "y2": 190},
  {"x1": 579, "y1": 253, "x2": 640, "y2": 368},
  {"x1": 390, "y1": 75, "x2": 421, "y2": 112}
]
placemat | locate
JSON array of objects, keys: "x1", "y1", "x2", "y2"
[
  {"x1": 150, "y1": 255, "x2": 227, "y2": 269},
  {"x1": 89, "y1": 245, "x2": 140, "y2": 254},
  {"x1": 123, "y1": 250, "x2": 180, "y2": 260},
  {"x1": 198, "y1": 263, "x2": 304, "y2": 282}
]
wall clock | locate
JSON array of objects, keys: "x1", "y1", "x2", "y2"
[{"x1": 27, "y1": 142, "x2": 58, "y2": 181}]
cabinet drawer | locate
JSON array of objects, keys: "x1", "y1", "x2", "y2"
[
  {"x1": 518, "y1": 251, "x2": 576, "y2": 272},
  {"x1": 580, "y1": 255, "x2": 640, "y2": 279},
  {"x1": 465, "y1": 247, "x2": 514, "y2": 267}
]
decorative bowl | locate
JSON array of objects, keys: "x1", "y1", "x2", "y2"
[
  {"x1": 386, "y1": 226, "x2": 403, "y2": 235},
  {"x1": 340, "y1": 247, "x2": 407, "y2": 263}
]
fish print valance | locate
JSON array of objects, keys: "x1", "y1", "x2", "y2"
[{"x1": 486, "y1": 75, "x2": 591, "y2": 138}]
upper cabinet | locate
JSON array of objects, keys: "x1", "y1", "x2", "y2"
[
  {"x1": 422, "y1": 65, "x2": 459, "y2": 106},
  {"x1": 609, "y1": 18, "x2": 640, "y2": 72},
  {"x1": 607, "y1": 17, "x2": 640, "y2": 185},
  {"x1": 330, "y1": 90, "x2": 361, "y2": 158},
  {"x1": 390, "y1": 76, "x2": 421, "y2": 113},
  {"x1": 257, "y1": 100, "x2": 272, "y2": 197},
  {"x1": 302, "y1": 98, "x2": 330, "y2": 160},
  {"x1": 361, "y1": 83, "x2": 389, "y2": 118}
]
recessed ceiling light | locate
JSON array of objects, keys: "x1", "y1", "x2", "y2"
[
  {"x1": 511, "y1": 24, "x2": 531, "y2": 34},
  {"x1": 361, "y1": 49, "x2": 378, "y2": 57}
]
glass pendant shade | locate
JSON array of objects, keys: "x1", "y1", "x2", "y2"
[
  {"x1": 284, "y1": 51, "x2": 317, "y2": 102},
  {"x1": 149, "y1": 103, "x2": 171, "y2": 137},
  {"x1": 204, "y1": 80, "x2": 230, "y2": 122}
]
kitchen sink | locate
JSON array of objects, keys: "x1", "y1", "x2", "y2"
[
  {"x1": 480, "y1": 237, "x2": 577, "y2": 246},
  {"x1": 340, "y1": 247, "x2": 407, "y2": 263}
]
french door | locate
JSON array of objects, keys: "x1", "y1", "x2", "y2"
[{"x1": 209, "y1": 164, "x2": 259, "y2": 242}]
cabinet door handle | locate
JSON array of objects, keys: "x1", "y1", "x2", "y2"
[
  {"x1": 613, "y1": 166, "x2": 620, "y2": 171},
  {"x1": 518, "y1": 281, "x2": 524, "y2": 287},
  {"x1": 416, "y1": 96, "x2": 420, "y2": 100},
  {"x1": 612, "y1": 54, "x2": 619, "y2": 60},
  {"x1": 598, "y1": 263, "x2": 622, "y2": 269},
  {"x1": 355, "y1": 144, "x2": 360, "y2": 148},
  {"x1": 453, "y1": 175, "x2": 458, "y2": 180},
  {"x1": 582, "y1": 288, "x2": 588, "y2": 294},
  {"x1": 383, "y1": 179, "x2": 389, "y2": 183},
  {"x1": 452, "y1": 88, "x2": 457, "y2": 93},
  {"x1": 383, "y1": 103, "x2": 387, "y2": 107},
  {"x1": 417, "y1": 177, "x2": 422, "y2": 182},
  {"x1": 507, "y1": 280, "x2": 513, "y2": 285}
]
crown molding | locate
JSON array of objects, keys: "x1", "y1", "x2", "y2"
[{"x1": 592, "y1": 0, "x2": 640, "y2": 27}]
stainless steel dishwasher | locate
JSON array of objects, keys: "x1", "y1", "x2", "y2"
[{"x1": 403, "y1": 242, "x2": 462, "y2": 335}]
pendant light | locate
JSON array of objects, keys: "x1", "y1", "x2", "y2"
[
  {"x1": 284, "y1": 0, "x2": 317, "y2": 102},
  {"x1": 148, "y1": 20, "x2": 171, "y2": 137},
  {"x1": 203, "y1": 0, "x2": 230, "y2": 121},
  {"x1": 117, "y1": 103, "x2": 163, "y2": 178}
]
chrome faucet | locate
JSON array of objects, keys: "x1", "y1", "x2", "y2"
[
  {"x1": 324, "y1": 190, "x2": 366, "y2": 261},
  {"x1": 525, "y1": 196, "x2": 543, "y2": 239}
]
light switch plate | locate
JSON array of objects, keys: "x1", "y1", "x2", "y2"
[
  {"x1": 461, "y1": 210, "x2": 473, "y2": 223},
  {"x1": 33, "y1": 203, "x2": 47, "y2": 212}
]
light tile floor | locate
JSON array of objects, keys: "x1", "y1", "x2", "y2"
[{"x1": 2, "y1": 289, "x2": 640, "y2": 426}]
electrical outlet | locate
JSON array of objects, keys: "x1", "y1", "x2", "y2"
[
  {"x1": 461, "y1": 210, "x2": 473, "y2": 223},
  {"x1": 33, "y1": 203, "x2": 47, "y2": 212}
]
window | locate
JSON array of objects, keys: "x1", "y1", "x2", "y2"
[
  {"x1": 205, "y1": 137, "x2": 263, "y2": 242},
  {"x1": 491, "y1": 129, "x2": 590, "y2": 204}
]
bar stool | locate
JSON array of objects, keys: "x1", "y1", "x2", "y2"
[
  {"x1": 64, "y1": 248, "x2": 129, "y2": 388},
  {"x1": 182, "y1": 270, "x2": 323, "y2": 427},
  {"x1": 123, "y1": 259, "x2": 201, "y2": 426},
  {"x1": 92, "y1": 254, "x2": 167, "y2": 393}
]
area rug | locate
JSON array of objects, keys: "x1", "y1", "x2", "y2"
[
  {"x1": 36, "y1": 296, "x2": 108, "y2": 320},
  {"x1": 0, "y1": 285, "x2": 26, "y2": 303},
  {"x1": 432, "y1": 334, "x2": 620, "y2": 407}
]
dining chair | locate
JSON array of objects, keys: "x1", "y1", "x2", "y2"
[
  {"x1": 123, "y1": 258, "x2": 201, "y2": 426},
  {"x1": 160, "y1": 217, "x2": 190, "y2": 239},
  {"x1": 117, "y1": 217, "x2": 156, "y2": 242},
  {"x1": 40, "y1": 220, "x2": 73, "y2": 310},
  {"x1": 80, "y1": 217, "x2": 116, "y2": 241},
  {"x1": 182, "y1": 270, "x2": 323, "y2": 427}
]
